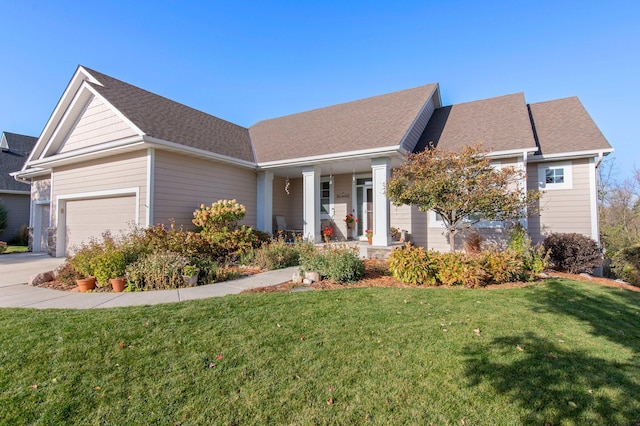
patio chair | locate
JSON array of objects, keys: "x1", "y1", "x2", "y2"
[{"x1": 274, "y1": 215, "x2": 303, "y2": 239}]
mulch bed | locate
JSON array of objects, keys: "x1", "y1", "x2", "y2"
[{"x1": 244, "y1": 260, "x2": 640, "y2": 293}]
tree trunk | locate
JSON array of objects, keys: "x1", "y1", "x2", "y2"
[{"x1": 448, "y1": 228, "x2": 457, "y2": 252}]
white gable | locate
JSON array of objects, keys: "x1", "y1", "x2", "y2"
[{"x1": 57, "y1": 95, "x2": 137, "y2": 155}]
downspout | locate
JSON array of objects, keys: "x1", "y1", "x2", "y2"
[
  {"x1": 13, "y1": 174, "x2": 32, "y2": 185},
  {"x1": 595, "y1": 151, "x2": 604, "y2": 168}
]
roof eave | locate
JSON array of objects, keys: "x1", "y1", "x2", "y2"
[
  {"x1": 257, "y1": 146, "x2": 403, "y2": 170},
  {"x1": 143, "y1": 136, "x2": 257, "y2": 169},
  {"x1": 528, "y1": 148, "x2": 614, "y2": 163}
]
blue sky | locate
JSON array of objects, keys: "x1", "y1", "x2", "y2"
[{"x1": 2, "y1": 1, "x2": 638, "y2": 179}]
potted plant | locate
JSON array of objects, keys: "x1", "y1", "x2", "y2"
[
  {"x1": 93, "y1": 249, "x2": 127, "y2": 292},
  {"x1": 390, "y1": 227, "x2": 400, "y2": 241},
  {"x1": 69, "y1": 249, "x2": 96, "y2": 292},
  {"x1": 365, "y1": 229, "x2": 373, "y2": 245},
  {"x1": 183, "y1": 264, "x2": 200, "y2": 286},
  {"x1": 322, "y1": 226, "x2": 334, "y2": 243}
]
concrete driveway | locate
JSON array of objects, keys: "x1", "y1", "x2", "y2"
[{"x1": 0, "y1": 252, "x2": 66, "y2": 287}]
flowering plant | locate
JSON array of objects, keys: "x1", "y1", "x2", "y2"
[
  {"x1": 344, "y1": 213, "x2": 357, "y2": 224},
  {"x1": 365, "y1": 229, "x2": 373, "y2": 238},
  {"x1": 322, "y1": 226, "x2": 334, "y2": 238}
]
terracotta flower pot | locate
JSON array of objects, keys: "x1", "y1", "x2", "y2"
[
  {"x1": 76, "y1": 277, "x2": 96, "y2": 292},
  {"x1": 367, "y1": 236, "x2": 373, "y2": 245},
  {"x1": 109, "y1": 278, "x2": 126, "y2": 292}
]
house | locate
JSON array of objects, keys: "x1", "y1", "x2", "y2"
[
  {"x1": 1, "y1": 132, "x2": 38, "y2": 242},
  {"x1": 13, "y1": 66, "x2": 612, "y2": 257}
]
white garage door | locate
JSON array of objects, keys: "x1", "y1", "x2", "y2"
[{"x1": 65, "y1": 196, "x2": 136, "y2": 254}]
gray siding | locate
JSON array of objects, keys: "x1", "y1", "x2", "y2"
[
  {"x1": 59, "y1": 96, "x2": 137, "y2": 154},
  {"x1": 153, "y1": 151, "x2": 257, "y2": 228},
  {"x1": 527, "y1": 158, "x2": 593, "y2": 244},
  {"x1": 0, "y1": 193, "x2": 30, "y2": 241}
]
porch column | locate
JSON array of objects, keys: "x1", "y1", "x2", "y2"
[
  {"x1": 256, "y1": 171, "x2": 274, "y2": 234},
  {"x1": 371, "y1": 158, "x2": 391, "y2": 246},
  {"x1": 302, "y1": 166, "x2": 321, "y2": 242}
]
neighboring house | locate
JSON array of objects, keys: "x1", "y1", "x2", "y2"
[
  {"x1": 14, "y1": 66, "x2": 612, "y2": 257},
  {"x1": 1, "y1": 132, "x2": 37, "y2": 242}
]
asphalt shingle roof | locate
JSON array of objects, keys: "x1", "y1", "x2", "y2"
[
  {"x1": 83, "y1": 67, "x2": 255, "y2": 162},
  {"x1": 528, "y1": 97, "x2": 611, "y2": 155},
  {"x1": 415, "y1": 93, "x2": 538, "y2": 154},
  {"x1": 1, "y1": 132, "x2": 37, "y2": 191},
  {"x1": 249, "y1": 84, "x2": 438, "y2": 163}
]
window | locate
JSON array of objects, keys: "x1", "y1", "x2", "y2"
[
  {"x1": 320, "y1": 179, "x2": 333, "y2": 218},
  {"x1": 538, "y1": 162, "x2": 572, "y2": 190}
]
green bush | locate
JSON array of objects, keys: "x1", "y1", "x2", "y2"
[
  {"x1": 251, "y1": 237, "x2": 312, "y2": 270},
  {"x1": 126, "y1": 251, "x2": 190, "y2": 290},
  {"x1": 612, "y1": 245, "x2": 640, "y2": 286},
  {"x1": 300, "y1": 244, "x2": 364, "y2": 283},
  {"x1": 68, "y1": 236, "x2": 105, "y2": 277},
  {"x1": 543, "y1": 233, "x2": 602, "y2": 273},
  {"x1": 388, "y1": 244, "x2": 437, "y2": 285},
  {"x1": 479, "y1": 249, "x2": 525, "y2": 284},
  {"x1": 93, "y1": 248, "x2": 126, "y2": 286}
]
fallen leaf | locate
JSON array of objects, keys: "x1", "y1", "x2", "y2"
[
  {"x1": 473, "y1": 328, "x2": 481, "y2": 336},
  {"x1": 546, "y1": 353, "x2": 559, "y2": 360},
  {"x1": 397, "y1": 351, "x2": 401, "y2": 357},
  {"x1": 558, "y1": 339, "x2": 565, "y2": 343},
  {"x1": 404, "y1": 299, "x2": 408, "y2": 304},
  {"x1": 300, "y1": 336, "x2": 305, "y2": 341},
  {"x1": 30, "y1": 384, "x2": 37, "y2": 390},
  {"x1": 328, "y1": 387, "x2": 336, "y2": 392},
  {"x1": 442, "y1": 329, "x2": 448, "y2": 332},
  {"x1": 461, "y1": 417, "x2": 466, "y2": 425},
  {"x1": 588, "y1": 389, "x2": 593, "y2": 394},
  {"x1": 51, "y1": 378, "x2": 57, "y2": 383},
  {"x1": 208, "y1": 363, "x2": 216, "y2": 368},
  {"x1": 236, "y1": 388, "x2": 241, "y2": 393},
  {"x1": 568, "y1": 401, "x2": 577, "y2": 408},
  {"x1": 118, "y1": 342, "x2": 125, "y2": 349},
  {"x1": 277, "y1": 323, "x2": 281, "y2": 328},
  {"x1": 144, "y1": 321, "x2": 149, "y2": 327},
  {"x1": 216, "y1": 354, "x2": 223, "y2": 360},
  {"x1": 516, "y1": 345, "x2": 524, "y2": 351},
  {"x1": 327, "y1": 398, "x2": 334, "y2": 405},
  {"x1": 556, "y1": 332, "x2": 563, "y2": 336},
  {"x1": 94, "y1": 386, "x2": 101, "y2": 390}
]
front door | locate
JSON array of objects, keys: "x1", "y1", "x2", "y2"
[{"x1": 355, "y1": 178, "x2": 373, "y2": 239}]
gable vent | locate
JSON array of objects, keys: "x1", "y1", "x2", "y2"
[{"x1": 0, "y1": 133, "x2": 9, "y2": 152}]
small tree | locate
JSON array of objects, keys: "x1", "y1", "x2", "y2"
[{"x1": 386, "y1": 144, "x2": 540, "y2": 251}]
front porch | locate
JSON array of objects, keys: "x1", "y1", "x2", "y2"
[
  {"x1": 256, "y1": 156, "x2": 403, "y2": 247},
  {"x1": 314, "y1": 240, "x2": 405, "y2": 260}
]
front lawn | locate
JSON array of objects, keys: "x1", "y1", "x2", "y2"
[
  {"x1": 1, "y1": 280, "x2": 639, "y2": 424},
  {"x1": 1, "y1": 245, "x2": 28, "y2": 254}
]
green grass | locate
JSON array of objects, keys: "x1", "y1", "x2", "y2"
[
  {"x1": 2, "y1": 245, "x2": 29, "y2": 254},
  {"x1": 1, "y1": 279, "x2": 639, "y2": 425}
]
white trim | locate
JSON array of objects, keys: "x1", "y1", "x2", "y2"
[
  {"x1": 11, "y1": 168, "x2": 51, "y2": 180},
  {"x1": 27, "y1": 136, "x2": 145, "y2": 168},
  {"x1": 0, "y1": 133, "x2": 8, "y2": 151},
  {"x1": 588, "y1": 157, "x2": 599, "y2": 242},
  {"x1": 528, "y1": 148, "x2": 613, "y2": 162},
  {"x1": 146, "y1": 148, "x2": 155, "y2": 227},
  {"x1": 40, "y1": 85, "x2": 95, "y2": 160},
  {"x1": 486, "y1": 147, "x2": 538, "y2": 159},
  {"x1": 538, "y1": 161, "x2": 573, "y2": 190},
  {"x1": 428, "y1": 210, "x2": 445, "y2": 228},
  {"x1": 258, "y1": 146, "x2": 402, "y2": 169},
  {"x1": 143, "y1": 136, "x2": 257, "y2": 169},
  {"x1": 302, "y1": 166, "x2": 321, "y2": 241},
  {"x1": 55, "y1": 187, "x2": 140, "y2": 257},
  {"x1": 371, "y1": 158, "x2": 391, "y2": 246},
  {"x1": 320, "y1": 177, "x2": 334, "y2": 220}
]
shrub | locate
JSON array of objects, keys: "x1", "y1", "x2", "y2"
[
  {"x1": 300, "y1": 244, "x2": 364, "y2": 283},
  {"x1": 192, "y1": 199, "x2": 246, "y2": 233},
  {"x1": 612, "y1": 245, "x2": 640, "y2": 286},
  {"x1": 479, "y1": 249, "x2": 526, "y2": 284},
  {"x1": 543, "y1": 233, "x2": 602, "y2": 273},
  {"x1": 93, "y1": 248, "x2": 127, "y2": 286},
  {"x1": 13, "y1": 225, "x2": 29, "y2": 246},
  {"x1": 126, "y1": 251, "x2": 190, "y2": 290},
  {"x1": 388, "y1": 244, "x2": 437, "y2": 285},
  {"x1": 434, "y1": 252, "x2": 486, "y2": 287},
  {"x1": 0, "y1": 241, "x2": 6, "y2": 254},
  {"x1": 68, "y1": 236, "x2": 105, "y2": 277},
  {"x1": 55, "y1": 262, "x2": 82, "y2": 285},
  {"x1": 251, "y1": 237, "x2": 312, "y2": 270}
]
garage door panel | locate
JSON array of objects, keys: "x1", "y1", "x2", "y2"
[{"x1": 66, "y1": 196, "x2": 136, "y2": 254}]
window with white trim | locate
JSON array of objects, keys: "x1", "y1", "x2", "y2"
[
  {"x1": 538, "y1": 162, "x2": 572, "y2": 190},
  {"x1": 320, "y1": 178, "x2": 333, "y2": 218}
]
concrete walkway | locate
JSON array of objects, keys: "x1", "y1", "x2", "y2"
[{"x1": 0, "y1": 252, "x2": 297, "y2": 309}]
